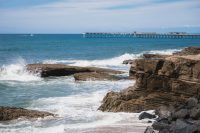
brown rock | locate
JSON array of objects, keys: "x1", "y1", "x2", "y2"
[
  {"x1": 129, "y1": 64, "x2": 136, "y2": 79},
  {"x1": 99, "y1": 47, "x2": 200, "y2": 113},
  {"x1": 143, "y1": 54, "x2": 170, "y2": 59},
  {"x1": 74, "y1": 72, "x2": 121, "y2": 81},
  {"x1": 0, "y1": 106, "x2": 54, "y2": 121},
  {"x1": 174, "y1": 46, "x2": 200, "y2": 56},
  {"x1": 123, "y1": 59, "x2": 135, "y2": 65}
]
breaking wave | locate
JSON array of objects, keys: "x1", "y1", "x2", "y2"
[
  {"x1": 0, "y1": 58, "x2": 41, "y2": 82},
  {"x1": 43, "y1": 49, "x2": 181, "y2": 69}
]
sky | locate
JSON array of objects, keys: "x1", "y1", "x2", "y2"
[{"x1": 0, "y1": 0, "x2": 200, "y2": 33}]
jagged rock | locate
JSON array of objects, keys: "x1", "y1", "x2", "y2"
[
  {"x1": 186, "y1": 97, "x2": 198, "y2": 109},
  {"x1": 169, "y1": 119, "x2": 198, "y2": 133},
  {"x1": 172, "y1": 109, "x2": 189, "y2": 119},
  {"x1": 151, "y1": 97, "x2": 200, "y2": 132},
  {"x1": 155, "y1": 106, "x2": 173, "y2": 118},
  {"x1": 26, "y1": 64, "x2": 123, "y2": 77},
  {"x1": 138, "y1": 112, "x2": 156, "y2": 120},
  {"x1": 143, "y1": 54, "x2": 170, "y2": 59},
  {"x1": 0, "y1": 106, "x2": 54, "y2": 121},
  {"x1": 152, "y1": 121, "x2": 170, "y2": 131},
  {"x1": 73, "y1": 72, "x2": 121, "y2": 81},
  {"x1": 144, "y1": 126, "x2": 155, "y2": 133},
  {"x1": 190, "y1": 107, "x2": 200, "y2": 120},
  {"x1": 123, "y1": 59, "x2": 135, "y2": 64},
  {"x1": 99, "y1": 47, "x2": 200, "y2": 113},
  {"x1": 174, "y1": 46, "x2": 200, "y2": 56},
  {"x1": 129, "y1": 64, "x2": 136, "y2": 79}
]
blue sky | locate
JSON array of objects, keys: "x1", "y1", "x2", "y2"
[{"x1": 0, "y1": 0, "x2": 199, "y2": 33}]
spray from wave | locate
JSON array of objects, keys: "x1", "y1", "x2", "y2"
[
  {"x1": 43, "y1": 49, "x2": 181, "y2": 69},
  {"x1": 0, "y1": 58, "x2": 41, "y2": 82}
]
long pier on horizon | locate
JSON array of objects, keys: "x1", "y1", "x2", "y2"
[{"x1": 83, "y1": 32, "x2": 200, "y2": 39}]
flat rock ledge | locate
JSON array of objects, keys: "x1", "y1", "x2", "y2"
[
  {"x1": 26, "y1": 64, "x2": 123, "y2": 78},
  {"x1": 0, "y1": 106, "x2": 54, "y2": 121},
  {"x1": 98, "y1": 47, "x2": 200, "y2": 113},
  {"x1": 74, "y1": 72, "x2": 122, "y2": 81}
]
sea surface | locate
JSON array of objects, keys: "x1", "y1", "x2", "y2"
[{"x1": 0, "y1": 34, "x2": 200, "y2": 133}]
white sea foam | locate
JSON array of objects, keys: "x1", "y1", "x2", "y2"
[
  {"x1": 43, "y1": 53, "x2": 140, "y2": 71},
  {"x1": 43, "y1": 49, "x2": 181, "y2": 70},
  {"x1": 0, "y1": 49, "x2": 180, "y2": 133},
  {"x1": 147, "y1": 48, "x2": 181, "y2": 55},
  {"x1": 0, "y1": 58, "x2": 41, "y2": 82},
  {"x1": 3, "y1": 80, "x2": 151, "y2": 133},
  {"x1": 0, "y1": 80, "x2": 149, "y2": 133}
]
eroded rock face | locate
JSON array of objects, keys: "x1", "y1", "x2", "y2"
[
  {"x1": 98, "y1": 47, "x2": 200, "y2": 113},
  {"x1": 0, "y1": 107, "x2": 54, "y2": 121},
  {"x1": 26, "y1": 64, "x2": 123, "y2": 77}
]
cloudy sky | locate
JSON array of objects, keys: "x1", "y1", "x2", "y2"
[{"x1": 0, "y1": 0, "x2": 199, "y2": 33}]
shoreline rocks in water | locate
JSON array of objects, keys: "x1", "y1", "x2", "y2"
[
  {"x1": 0, "y1": 106, "x2": 54, "y2": 121},
  {"x1": 74, "y1": 72, "x2": 122, "y2": 81},
  {"x1": 98, "y1": 47, "x2": 200, "y2": 113},
  {"x1": 26, "y1": 64, "x2": 124, "y2": 78},
  {"x1": 138, "y1": 112, "x2": 156, "y2": 120},
  {"x1": 148, "y1": 97, "x2": 200, "y2": 132}
]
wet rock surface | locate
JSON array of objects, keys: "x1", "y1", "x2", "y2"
[
  {"x1": 0, "y1": 107, "x2": 54, "y2": 121},
  {"x1": 138, "y1": 112, "x2": 156, "y2": 120},
  {"x1": 99, "y1": 47, "x2": 200, "y2": 113},
  {"x1": 123, "y1": 59, "x2": 135, "y2": 65},
  {"x1": 26, "y1": 64, "x2": 123, "y2": 77},
  {"x1": 149, "y1": 97, "x2": 200, "y2": 133}
]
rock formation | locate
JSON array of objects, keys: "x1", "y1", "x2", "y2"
[
  {"x1": 98, "y1": 47, "x2": 200, "y2": 113},
  {"x1": 148, "y1": 97, "x2": 200, "y2": 133},
  {"x1": 174, "y1": 46, "x2": 200, "y2": 56},
  {"x1": 74, "y1": 72, "x2": 122, "y2": 81},
  {"x1": 123, "y1": 59, "x2": 135, "y2": 65},
  {"x1": 0, "y1": 107, "x2": 54, "y2": 121},
  {"x1": 26, "y1": 64, "x2": 123, "y2": 77}
]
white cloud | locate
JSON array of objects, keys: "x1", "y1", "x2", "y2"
[{"x1": 0, "y1": 0, "x2": 199, "y2": 33}]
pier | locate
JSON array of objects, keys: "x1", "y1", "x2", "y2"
[{"x1": 83, "y1": 32, "x2": 200, "y2": 39}]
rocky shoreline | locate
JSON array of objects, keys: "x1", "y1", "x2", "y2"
[
  {"x1": 0, "y1": 46, "x2": 200, "y2": 133},
  {"x1": 98, "y1": 46, "x2": 200, "y2": 132}
]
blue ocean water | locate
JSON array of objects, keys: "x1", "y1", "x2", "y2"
[
  {"x1": 0, "y1": 34, "x2": 200, "y2": 64},
  {"x1": 0, "y1": 34, "x2": 200, "y2": 133}
]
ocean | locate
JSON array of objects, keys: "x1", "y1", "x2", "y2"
[{"x1": 0, "y1": 34, "x2": 200, "y2": 133}]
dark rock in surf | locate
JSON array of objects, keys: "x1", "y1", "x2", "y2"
[
  {"x1": 144, "y1": 126, "x2": 155, "y2": 133},
  {"x1": 26, "y1": 64, "x2": 124, "y2": 77},
  {"x1": 123, "y1": 59, "x2": 135, "y2": 65},
  {"x1": 0, "y1": 106, "x2": 54, "y2": 121},
  {"x1": 138, "y1": 112, "x2": 156, "y2": 120}
]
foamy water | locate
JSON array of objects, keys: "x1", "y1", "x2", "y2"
[
  {"x1": 0, "y1": 58, "x2": 41, "y2": 82},
  {"x1": 0, "y1": 49, "x2": 178, "y2": 133},
  {"x1": 43, "y1": 49, "x2": 180, "y2": 71}
]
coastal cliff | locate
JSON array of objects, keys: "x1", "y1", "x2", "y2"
[{"x1": 98, "y1": 47, "x2": 200, "y2": 113}]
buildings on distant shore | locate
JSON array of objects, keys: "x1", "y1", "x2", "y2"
[{"x1": 83, "y1": 32, "x2": 200, "y2": 39}]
